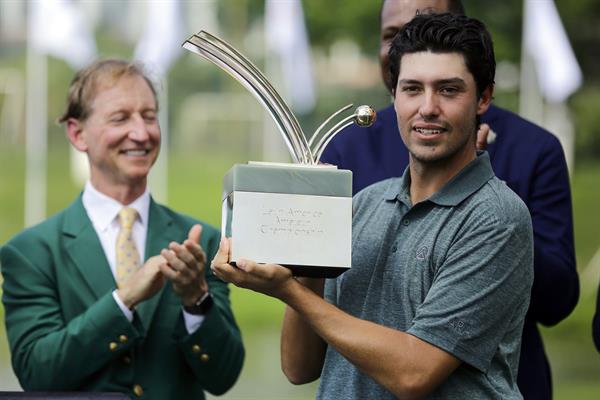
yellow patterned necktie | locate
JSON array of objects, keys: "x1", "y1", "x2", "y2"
[{"x1": 115, "y1": 207, "x2": 141, "y2": 287}]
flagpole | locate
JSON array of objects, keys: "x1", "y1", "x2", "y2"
[
  {"x1": 520, "y1": 0, "x2": 580, "y2": 173},
  {"x1": 519, "y1": 0, "x2": 543, "y2": 126},
  {"x1": 149, "y1": 80, "x2": 169, "y2": 203},
  {"x1": 262, "y1": 0, "x2": 314, "y2": 162},
  {"x1": 24, "y1": 45, "x2": 47, "y2": 227},
  {"x1": 134, "y1": 0, "x2": 185, "y2": 203}
]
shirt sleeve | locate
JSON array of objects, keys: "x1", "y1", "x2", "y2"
[
  {"x1": 112, "y1": 289, "x2": 134, "y2": 322},
  {"x1": 182, "y1": 309, "x2": 206, "y2": 333},
  {"x1": 407, "y1": 207, "x2": 534, "y2": 372}
]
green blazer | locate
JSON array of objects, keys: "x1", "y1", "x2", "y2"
[{"x1": 1, "y1": 196, "x2": 244, "y2": 399}]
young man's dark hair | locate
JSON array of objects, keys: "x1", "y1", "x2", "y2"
[{"x1": 389, "y1": 12, "x2": 495, "y2": 98}]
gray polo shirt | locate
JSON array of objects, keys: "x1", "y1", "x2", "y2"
[{"x1": 317, "y1": 152, "x2": 533, "y2": 399}]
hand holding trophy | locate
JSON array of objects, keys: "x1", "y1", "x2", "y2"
[{"x1": 183, "y1": 31, "x2": 376, "y2": 277}]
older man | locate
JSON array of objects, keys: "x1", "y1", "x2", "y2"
[{"x1": 1, "y1": 59, "x2": 244, "y2": 399}]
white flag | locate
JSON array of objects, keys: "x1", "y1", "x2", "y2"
[
  {"x1": 265, "y1": 0, "x2": 315, "y2": 114},
  {"x1": 134, "y1": 0, "x2": 184, "y2": 79},
  {"x1": 523, "y1": 0, "x2": 582, "y2": 103},
  {"x1": 29, "y1": 0, "x2": 97, "y2": 69}
]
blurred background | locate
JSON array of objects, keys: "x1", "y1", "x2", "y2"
[{"x1": 0, "y1": 0, "x2": 599, "y2": 398}]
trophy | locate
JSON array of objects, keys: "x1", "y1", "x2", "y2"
[{"x1": 183, "y1": 31, "x2": 376, "y2": 277}]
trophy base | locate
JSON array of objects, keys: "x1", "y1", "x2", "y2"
[
  {"x1": 230, "y1": 261, "x2": 348, "y2": 278},
  {"x1": 282, "y1": 264, "x2": 349, "y2": 278},
  {"x1": 222, "y1": 163, "x2": 352, "y2": 278}
]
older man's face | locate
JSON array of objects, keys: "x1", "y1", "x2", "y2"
[{"x1": 76, "y1": 74, "x2": 160, "y2": 194}]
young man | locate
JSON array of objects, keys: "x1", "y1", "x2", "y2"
[
  {"x1": 1, "y1": 59, "x2": 244, "y2": 399},
  {"x1": 320, "y1": 1, "x2": 579, "y2": 398},
  {"x1": 213, "y1": 13, "x2": 533, "y2": 399}
]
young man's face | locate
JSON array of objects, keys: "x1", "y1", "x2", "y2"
[
  {"x1": 394, "y1": 51, "x2": 491, "y2": 168},
  {"x1": 380, "y1": 0, "x2": 452, "y2": 92},
  {"x1": 73, "y1": 74, "x2": 160, "y2": 193}
]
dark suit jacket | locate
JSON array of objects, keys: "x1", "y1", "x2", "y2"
[
  {"x1": 594, "y1": 286, "x2": 600, "y2": 352},
  {"x1": 321, "y1": 104, "x2": 579, "y2": 400},
  {"x1": 1, "y1": 196, "x2": 244, "y2": 399}
]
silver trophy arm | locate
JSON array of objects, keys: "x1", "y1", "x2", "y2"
[
  {"x1": 200, "y1": 32, "x2": 310, "y2": 151},
  {"x1": 183, "y1": 40, "x2": 300, "y2": 162},
  {"x1": 308, "y1": 103, "x2": 353, "y2": 149},
  {"x1": 313, "y1": 105, "x2": 377, "y2": 163},
  {"x1": 312, "y1": 118, "x2": 355, "y2": 164},
  {"x1": 183, "y1": 31, "x2": 312, "y2": 164},
  {"x1": 199, "y1": 31, "x2": 312, "y2": 163}
]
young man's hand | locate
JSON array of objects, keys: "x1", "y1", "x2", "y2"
[{"x1": 211, "y1": 237, "x2": 295, "y2": 300}]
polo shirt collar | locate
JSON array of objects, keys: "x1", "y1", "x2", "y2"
[
  {"x1": 383, "y1": 167, "x2": 411, "y2": 204},
  {"x1": 384, "y1": 151, "x2": 494, "y2": 207}
]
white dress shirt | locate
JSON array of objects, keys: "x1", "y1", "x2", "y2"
[{"x1": 82, "y1": 181, "x2": 204, "y2": 333}]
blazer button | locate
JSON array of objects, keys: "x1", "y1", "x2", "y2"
[
  {"x1": 200, "y1": 353, "x2": 210, "y2": 362},
  {"x1": 133, "y1": 384, "x2": 144, "y2": 397},
  {"x1": 109, "y1": 342, "x2": 118, "y2": 351},
  {"x1": 119, "y1": 334, "x2": 128, "y2": 343},
  {"x1": 122, "y1": 356, "x2": 132, "y2": 364},
  {"x1": 192, "y1": 344, "x2": 201, "y2": 354}
]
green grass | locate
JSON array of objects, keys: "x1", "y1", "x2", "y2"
[
  {"x1": 1, "y1": 144, "x2": 600, "y2": 398},
  {"x1": 571, "y1": 161, "x2": 600, "y2": 269}
]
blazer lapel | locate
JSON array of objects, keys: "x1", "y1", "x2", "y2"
[
  {"x1": 63, "y1": 197, "x2": 116, "y2": 299},
  {"x1": 136, "y1": 198, "x2": 177, "y2": 331}
]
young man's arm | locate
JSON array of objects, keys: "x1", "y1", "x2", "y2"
[
  {"x1": 211, "y1": 239, "x2": 460, "y2": 398},
  {"x1": 280, "y1": 278, "x2": 327, "y2": 384}
]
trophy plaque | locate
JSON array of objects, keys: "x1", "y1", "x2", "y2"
[{"x1": 183, "y1": 31, "x2": 376, "y2": 278}]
